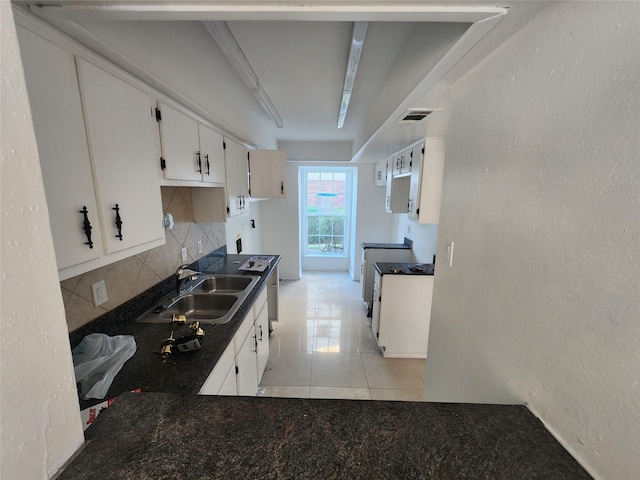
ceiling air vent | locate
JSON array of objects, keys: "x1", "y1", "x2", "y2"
[{"x1": 398, "y1": 108, "x2": 435, "y2": 125}]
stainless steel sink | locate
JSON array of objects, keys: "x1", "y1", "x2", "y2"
[
  {"x1": 135, "y1": 274, "x2": 259, "y2": 325},
  {"x1": 191, "y1": 275, "x2": 256, "y2": 294}
]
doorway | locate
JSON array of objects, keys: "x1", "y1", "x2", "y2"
[{"x1": 299, "y1": 166, "x2": 356, "y2": 271}]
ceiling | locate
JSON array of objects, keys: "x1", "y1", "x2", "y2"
[{"x1": 19, "y1": 2, "x2": 550, "y2": 162}]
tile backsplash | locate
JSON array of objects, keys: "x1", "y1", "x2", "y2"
[{"x1": 61, "y1": 187, "x2": 226, "y2": 331}]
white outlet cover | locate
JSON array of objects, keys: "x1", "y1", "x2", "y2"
[
  {"x1": 92, "y1": 280, "x2": 108, "y2": 307},
  {"x1": 446, "y1": 240, "x2": 454, "y2": 267},
  {"x1": 181, "y1": 247, "x2": 188, "y2": 262}
]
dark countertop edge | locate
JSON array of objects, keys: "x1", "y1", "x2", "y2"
[
  {"x1": 361, "y1": 243, "x2": 412, "y2": 249},
  {"x1": 73, "y1": 250, "x2": 280, "y2": 411},
  {"x1": 362, "y1": 236, "x2": 413, "y2": 250},
  {"x1": 374, "y1": 262, "x2": 435, "y2": 276}
]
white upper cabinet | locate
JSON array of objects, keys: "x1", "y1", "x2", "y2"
[
  {"x1": 385, "y1": 159, "x2": 410, "y2": 214},
  {"x1": 198, "y1": 124, "x2": 226, "y2": 185},
  {"x1": 408, "y1": 137, "x2": 445, "y2": 224},
  {"x1": 156, "y1": 101, "x2": 226, "y2": 186},
  {"x1": 18, "y1": 26, "x2": 164, "y2": 279},
  {"x1": 156, "y1": 101, "x2": 202, "y2": 183},
  {"x1": 248, "y1": 149, "x2": 286, "y2": 199},
  {"x1": 408, "y1": 141, "x2": 425, "y2": 219},
  {"x1": 76, "y1": 58, "x2": 164, "y2": 255},
  {"x1": 17, "y1": 27, "x2": 104, "y2": 271},
  {"x1": 224, "y1": 138, "x2": 250, "y2": 217},
  {"x1": 374, "y1": 159, "x2": 388, "y2": 187}
]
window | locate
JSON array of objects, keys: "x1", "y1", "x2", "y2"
[{"x1": 301, "y1": 168, "x2": 353, "y2": 258}]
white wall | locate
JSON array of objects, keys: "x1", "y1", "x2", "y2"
[
  {"x1": 391, "y1": 215, "x2": 438, "y2": 264},
  {"x1": 261, "y1": 161, "x2": 391, "y2": 280},
  {"x1": 425, "y1": 3, "x2": 640, "y2": 479},
  {"x1": 72, "y1": 19, "x2": 277, "y2": 149},
  {"x1": 0, "y1": 4, "x2": 84, "y2": 477},
  {"x1": 225, "y1": 201, "x2": 263, "y2": 255}
]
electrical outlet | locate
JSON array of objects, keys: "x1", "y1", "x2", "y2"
[
  {"x1": 197, "y1": 240, "x2": 203, "y2": 254},
  {"x1": 181, "y1": 247, "x2": 188, "y2": 262},
  {"x1": 92, "y1": 280, "x2": 108, "y2": 307}
]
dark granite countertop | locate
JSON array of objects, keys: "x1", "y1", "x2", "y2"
[
  {"x1": 59, "y1": 392, "x2": 592, "y2": 479},
  {"x1": 375, "y1": 262, "x2": 435, "y2": 276},
  {"x1": 362, "y1": 242, "x2": 412, "y2": 249},
  {"x1": 74, "y1": 253, "x2": 280, "y2": 411}
]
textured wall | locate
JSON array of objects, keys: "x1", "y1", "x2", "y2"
[
  {"x1": 0, "y1": 4, "x2": 84, "y2": 477},
  {"x1": 425, "y1": 3, "x2": 639, "y2": 479},
  {"x1": 61, "y1": 187, "x2": 226, "y2": 331}
]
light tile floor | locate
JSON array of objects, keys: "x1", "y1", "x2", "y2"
[{"x1": 258, "y1": 271, "x2": 427, "y2": 401}]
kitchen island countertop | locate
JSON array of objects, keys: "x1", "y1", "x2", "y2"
[{"x1": 58, "y1": 392, "x2": 592, "y2": 479}]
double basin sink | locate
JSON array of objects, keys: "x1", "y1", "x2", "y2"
[{"x1": 135, "y1": 274, "x2": 260, "y2": 325}]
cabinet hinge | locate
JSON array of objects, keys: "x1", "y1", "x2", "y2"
[
  {"x1": 155, "y1": 108, "x2": 161, "y2": 122},
  {"x1": 416, "y1": 208, "x2": 420, "y2": 216},
  {"x1": 376, "y1": 332, "x2": 379, "y2": 338},
  {"x1": 160, "y1": 157, "x2": 166, "y2": 170},
  {"x1": 422, "y1": 147, "x2": 425, "y2": 155},
  {"x1": 235, "y1": 366, "x2": 239, "y2": 374},
  {"x1": 227, "y1": 206, "x2": 230, "y2": 214},
  {"x1": 223, "y1": 141, "x2": 226, "y2": 150}
]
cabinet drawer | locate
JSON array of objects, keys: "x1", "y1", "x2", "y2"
[{"x1": 253, "y1": 287, "x2": 268, "y2": 319}]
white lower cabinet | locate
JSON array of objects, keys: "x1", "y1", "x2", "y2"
[
  {"x1": 199, "y1": 287, "x2": 269, "y2": 396},
  {"x1": 374, "y1": 271, "x2": 434, "y2": 358},
  {"x1": 255, "y1": 301, "x2": 270, "y2": 383},
  {"x1": 199, "y1": 342, "x2": 236, "y2": 395},
  {"x1": 235, "y1": 321, "x2": 259, "y2": 396}
]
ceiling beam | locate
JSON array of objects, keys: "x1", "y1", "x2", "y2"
[
  {"x1": 203, "y1": 21, "x2": 283, "y2": 128},
  {"x1": 29, "y1": 2, "x2": 508, "y2": 23}
]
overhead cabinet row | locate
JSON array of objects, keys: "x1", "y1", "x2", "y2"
[
  {"x1": 155, "y1": 101, "x2": 287, "y2": 219},
  {"x1": 18, "y1": 26, "x2": 165, "y2": 280},
  {"x1": 16, "y1": 22, "x2": 286, "y2": 281},
  {"x1": 377, "y1": 137, "x2": 445, "y2": 224}
]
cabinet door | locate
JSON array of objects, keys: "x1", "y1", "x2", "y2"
[
  {"x1": 255, "y1": 302, "x2": 270, "y2": 383},
  {"x1": 415, "y1": 137, "x2": 445, "y2": 224},
  {"x1": 198, "y1": 124, "x2": 226, "y2": 185},
  {"x1": 374, "y1": 159, "x2": 387, "y2": 187},
  {"x1": 385, "y1": 175, "x2": 410, "y2": 214},
  {"x1": 235, "y1": 327, "x2": 259, "y2": 396},
  {"x1": 408, "y1": 142, "x2": 424, "y2": 220},
  {"x1": 17, "y1": 27, "x2": 104, "y2": 269},
  {"x1": 224, "y1": 138, "x2": 249, "y2": 217},
  {"x1": 372, "y1": 283, "x2": 382, "y2": 345},
  {"x1": 218, "y1": 367, "x2": 238, "y2": 396},
  {"x1": 76, "y1": 59, "x2": 164, "y2": 254},
  {"x1": 158, "y1": 102, "x2": 201, "y2": 182},
  {"x1": 248, "y1": 150, "x2": 286, "y2": 198},
  {"x1": 400, "y1": 147, "x2": 412, "y2": 174}
]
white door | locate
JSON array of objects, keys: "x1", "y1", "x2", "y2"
[
  {"x1": 224, "y1": 138, "x2": 249, "y2": 217},
  {"x1": 255, "y1": 304, "x2": 270, "y2": 382},
  {"x1": 248, "y1": 150, "x2": 286, "y2": 198},
  {"x1": 235, "y1": 329, "x2": 258, "y2": 396},
  {"x1": 198, "y1": 124, "x2": 226, "y2": 185},
  {"x1": 76, "y1": 58, "x2": 164, "y2": 254},
  {"x1": 300, "y1": 167, "x2": 355, "y2": 271},
  {"x1": 158, "y1": 102, "x2": 201, "y2": 182},
  {"x1": 17, "y1": 27, "x2": 104, "y2": 269}
]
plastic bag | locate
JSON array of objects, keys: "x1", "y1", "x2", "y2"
[{"x1": 72, "y1": 333, "x2": 136, "y2": 400}]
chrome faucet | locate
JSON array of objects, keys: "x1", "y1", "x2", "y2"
[{"x1": 175, "y1": 264, "x2": 201, "y2": 296}]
